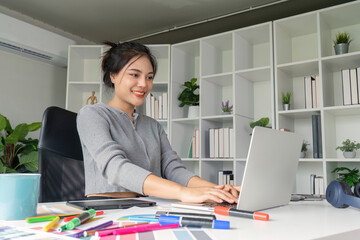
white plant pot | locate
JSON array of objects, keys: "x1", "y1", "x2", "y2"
[
  {"x1": 343, "y1": 151, "x2": 356, "y2": 158},
  {"x1": 188, "y1": 106, "x2": 199, "y2": 118},
  {"x1": 300, "y1": 151, "x2": 306, "y2": 158},
  {"x1": 283, "y1": 104, "x2": 290, "y2": 111}
]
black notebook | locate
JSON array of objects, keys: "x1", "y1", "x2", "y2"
[{"x1": 66, "y1": 198, "x2": 156, "y2": 210}]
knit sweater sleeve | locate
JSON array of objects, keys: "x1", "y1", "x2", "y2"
[
  {"x1": 77, "y1": 106, "x2": 152, "y2": 194},
  {"x1": 158, "y1": 124, "x2": 197, "y2": 186}
]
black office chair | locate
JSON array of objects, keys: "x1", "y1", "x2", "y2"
[{"x1": 38, "y1": 106, "x2": 86, "y2": 202}]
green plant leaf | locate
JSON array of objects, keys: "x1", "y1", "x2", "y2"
[
  {"x1": 19, "y1": 151, "x2": 38, "y2": 172},
  {"x1": 0, "y1": 114, "x2": 6, "y2": 131},
  {"x1": 0, "y1": 141, "x2": 4, "y2": 153},
  {"x1": 0, "y1": 161, "x2": 17, "y2": 173},
  {"x1": 5, "y1": 124, "x2": 29, "y2": 145},
  {"x1": 28, "y1": 122, "x2": 41, "y2": 132}
]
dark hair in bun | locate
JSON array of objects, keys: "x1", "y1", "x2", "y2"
[{"x1": 101, "y1": 41, "x2": 157, "y2": 88}]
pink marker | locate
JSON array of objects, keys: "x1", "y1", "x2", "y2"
[{"x1": 95, "y1": 223, "x2": 179, "y2": 237}]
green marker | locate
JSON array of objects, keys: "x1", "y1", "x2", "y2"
[
  {"x1": 66, "y1": 209, "x2": 96, "y2": 230},
  {"x1": 26, "y1": 216, "x2": 57, "y2": 223}
]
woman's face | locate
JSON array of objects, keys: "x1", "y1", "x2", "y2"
[{"x1": 110, "y1": 55, "x2": 154, "y2": 111}]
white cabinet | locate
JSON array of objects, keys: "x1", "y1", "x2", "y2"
[
  {"x1": 170, "y1": 22, "x2": 274, "y2": 185},
  {"x1": 66, "y1": 44, "x2": 171, "y2": 132},
  {"x1": 274, "y1": 1, "x2": 360, "y2": 194}
]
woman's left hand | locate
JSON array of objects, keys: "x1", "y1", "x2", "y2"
[{"x1": 213, "y1": 184, "x2": 241, "y2": 200}]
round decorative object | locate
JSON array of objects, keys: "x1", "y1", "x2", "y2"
[{"x1": 343, "y1": 151, "x2": 356, "y2": 158}]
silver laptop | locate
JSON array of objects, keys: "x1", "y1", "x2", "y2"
[{"x1": 173, "y1": 126, "x2": 302, "y2": 211}]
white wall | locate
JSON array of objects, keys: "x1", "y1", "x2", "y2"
[{"x1": 0, "y1": 49, "x2": 67, "y2": 138}]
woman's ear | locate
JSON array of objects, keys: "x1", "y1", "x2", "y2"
[{"x1": 110, "y1": 73, "x2": 116, "y2": 84}]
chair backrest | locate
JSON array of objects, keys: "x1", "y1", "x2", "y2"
[{"x1": 38, "y1": 106, "x2": 85, "y2": 202}]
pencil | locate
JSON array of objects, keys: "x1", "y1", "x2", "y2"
[{"x1": 43, "y1": 216, "x2": 60, "y2": 232}]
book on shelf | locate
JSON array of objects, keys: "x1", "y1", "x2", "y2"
[
  {"x1": 214, "y1": 129, "x2": 219, "y2": 158},
  {"x1": 223, "y1": 128, "x2": 230, "y2": 158},
  {"x1": 304, "y1": 75, "x2": 318, "y2": 108},
  {"x1": 229, "y1": 128, "x2": 234, "y2": 158},
  {"x1": 158, "y1": 95, "x2": 163, "y2": 119},
  {"x1": 357, "y1": 67, "x2": 360, "y2": 104},
  {"x1": 350, "y1": 68, "x2": 359, "y2": 105},
  {"x1": 195, "y1": 129, "x2": 200, "y2": 158},
  {"x1": 311, "y1": 115, "x2": 322, "y2": 158},
  {"x1": 162, "y1": 92, "x2": 168, "y2": 119},
  {"x1": 191, "y1": 136, "x2": 195, "y2": 158},
  {"x1": 209, "y1": 128, "x2": 215, "y2": 158},
  {"x1": 146, "y1": 94, "x2": 151, "y2": 117},
  {"x1": 188, "y1": 137, "x2": 193, "y2": 158},
  {"x1": 304, "y1": 76, "x2": 313, "y2": 109},
  {"x1": 314, "y1": 176, "x2": 324, "y2": 195},
  {"x1": 154, "y1": 99, "x2": 159, "y2": 120},
  {"x1": 341, "y1": 69, "x2": 352, "y2": 105},
  {"x1": 219, "y1": 128, "x2": 224, "y2": 158},
  {"x1": 150, "y1": 95, "x2": 155, "y2": 118}
]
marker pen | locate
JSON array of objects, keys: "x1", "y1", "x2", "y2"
[
  {"x1": 63, "y1": 210, "x2": 104, "y2": 222},
  {"x1": 158, "y1": 215, "x2": 229, "y2": 229},
  {"x1": 95, "y1": 223, "x2": 179, "y2": 237},
  {"x1": 66, "y1": 209, "x2": 96, "y2": 230},
  {"x1": 155, "y1": 211, "x2": 216, "y2": 220},
  {"x1": 214, "y1": 206, "x2": 269, "y2": 221}
]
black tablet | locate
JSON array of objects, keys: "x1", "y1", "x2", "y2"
[{"x1": 66, "y1": 198, "x2": 156, "y2": 210}]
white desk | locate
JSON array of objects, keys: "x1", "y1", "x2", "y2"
[{"x1": 1, "y1": 199, "x2": 360, "y2": 240}]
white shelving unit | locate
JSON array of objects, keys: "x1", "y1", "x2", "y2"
[
  {"x1": 65, "y1": 1, "x2": 360, "y2": 194},
  {"x1": 274, "y1": 1, "x2": 360, "y2": 194},
  {"x1": 65, "y1": 44, "x2": 171, "y2": 133},
  {"x1": 170, "y1": 22, "x2": 274, "y2": 186}
]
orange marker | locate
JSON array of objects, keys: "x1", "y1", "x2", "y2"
[{"x1": 214, "y1": 206, "x2": 269, "y2": 221}]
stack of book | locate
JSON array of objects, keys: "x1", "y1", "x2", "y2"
[
  {"x1": 304, "y1": 75, "x2": 320, "y2": 108},
  {"x1": 208, "y1": 128, "x2": 234, "y2": 159},
  {"x1": 145, "y1": 93, "x2": 168, "y2": 120},
  {"x1": 218, "y1": 170, "x2": 234, "y2": 185},
  {"x1": 188, "y1": 129, "x2": 200, "y2": 158},
  {"x1": 341, "y1": 68, "x2": 360, "y2": 105}
]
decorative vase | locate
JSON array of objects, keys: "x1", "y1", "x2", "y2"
[
  {"x1": 300, "y1": 151, "x2": 306, "y2": 158},
  {"x1": 283, "y1": 104, "x2": 290, "y2": 111},
  {"x1": 188, "y1": 105, "x2": 199, "y2": 118},
  {"x1": 0, "y1": 173, "x2": 41, "y2": 220},
  {"x1": 334, "y1": 43, "x2": 349, "y2": 55},
  {"x1": 343, "y1": 151, "x2": 356, "y2": 158}
]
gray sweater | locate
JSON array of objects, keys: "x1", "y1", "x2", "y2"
[{"x1": 77, "y1": 103, "x2": 196, "y2": 195}]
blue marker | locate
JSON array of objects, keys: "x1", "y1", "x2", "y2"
[
  {"x1": 129, "y1": 216, "x2": 159, "y2": 222},
  {"x1": 158, "y1": 215, "x2": 229, "y2": 229}
]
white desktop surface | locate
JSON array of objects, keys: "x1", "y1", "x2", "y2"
[{"x1": 1, "y1": 199, "x2": 360, "y2": 240}]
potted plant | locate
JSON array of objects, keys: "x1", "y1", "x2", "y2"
[
  {"x1": 249, "y1": 117, "x2": 271, "y2": 135},
  {"x1": 336, "y1": 139, "x2": 360, "y2": 158},
  {"x1": 333, "y1": 32, "x2": 352, "y2": 55},
  {"x1": 178, "y1": 77, "x2": 199, "y2": 118},
  {"x1": 282, "y1": 92, "x2": 291, "y2": 110},
  {"x1": 332, "y1": 167, "x2": 360, "y2": 188},
  {"x1": 300, "y1": 140, "x2": 309, "y2": 158},
  {"x1": 0, "y1": 113, "x2": 41, "y2": 173},
  {"x1": 221, "y1": 100, "x2": 233, "y2": 114},
  {"x1": 0, "y1": 113, "x2": 42, "y2": 220}
]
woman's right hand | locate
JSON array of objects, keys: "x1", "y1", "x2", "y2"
[{"x1": 178, "y1": 186, "x2": 238, "y2": 204}]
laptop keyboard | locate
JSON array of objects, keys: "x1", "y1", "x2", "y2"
[{"x1": 205, "y1": 202, "x2": 237, "y2": 208}]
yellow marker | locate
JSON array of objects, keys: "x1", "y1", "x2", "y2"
[{"x1": 43, "y1": 216, "x2": 60, "y2": 232}]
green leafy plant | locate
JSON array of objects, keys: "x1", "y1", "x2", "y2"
[
  {"x1": 282, "y1": 92, "x2": 291, "y2": 104},
  {"x1": 249, "y1": 117, "x2": 271, "y2": 135},
  {"x1": 178, "y1": 78, "x2": 199, "y2": 107},
  {"x1": 336, "y1": 139, "x2": 360, "y2": 152},
  {"x1": 333, "y1": 32, "x2": 352, "y2": 45},
  {"x1": 221, "y1": 100, "x2": 233, "y2": 113},
  {"x1": 0, "y1": 113, "x2": 41, "y2": 173},
  {"x1": 332, "y1": 167, "x2": 360, "y2": 187},
  {"x1": 301, "y1": 140, "x2": 309, "y2": 152}
]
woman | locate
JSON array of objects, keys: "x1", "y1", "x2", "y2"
[{"x1": 77, "y1": 41, "x2": 240, "y2": 203}]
